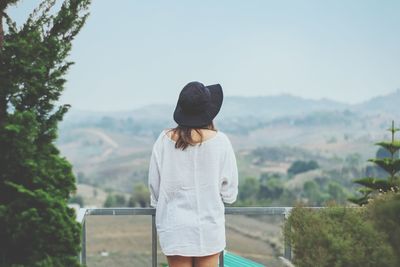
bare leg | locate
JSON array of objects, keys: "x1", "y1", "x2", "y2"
[
  {"x1": 194, "y1": 251, "x2": 220, "y2": 267},
  {"x1": 167, "y1": 255, "x2": 194, "y2": 267}
]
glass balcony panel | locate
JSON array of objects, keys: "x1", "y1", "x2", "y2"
[
  {"x1": 85, "y1": 215, "x2": 152, "y2": 267},
  {"x1": 225, "y1": 214, "x2": 286, "y2": 267},
  {"x1": 80, "y1": 208, "x2": 292, "y2": 267}
]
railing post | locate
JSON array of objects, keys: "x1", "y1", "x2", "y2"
[
  {"x1": 152, "y1": 213, "x2": 157, "y2": 267},
  {"x1": 219, "y1": 250, "x2": 224, "y2": 267},
  {"x1": 81, "y1": 218, "x2": 87, "y2": 265},
  {"x1": 283, "y1": 207, "x2": 292, "y2": 261}
]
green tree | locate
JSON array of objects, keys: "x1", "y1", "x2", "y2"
[
  {"x1": 288, "y1": 160, "x2": 319, "y2": 176},
  {"x1": 350, "y1": 121, "x2": 400, "y2": 205},
  {"x1": 128, "y1": 182, "x2": 150, "y2": 207},
  {"x1": 367, "y1": 192, "x2": 400, "y2": 265},
  {"x1": 68, "y1": 194, "x2": 84, "y2": 207},
  {"x1": 284, "y1": 204, "x2": 396, "y2": 267},
  {"x1": 104, "y1": 193, "x2": 127, "y2": 207},
  {"x1": 0, "y1": 0, "x2": 90, "y2": 266},
  {"x1": 302, "y1": 180, "x2": 329, "y2": 206},
  {"x1": 238, "y1": 176, "x2": 260, "y2": 203},
  {"x1": 104, "y1": 194, "x2": 116, "y2": 207},
  {"x1": 258, "y1": 173, "x2": 283, "y2": 200},
  {"x1": 366, "y1": 146, "x2": 400, "y2": 179},
  {"x1": 327, "y1": 181, "x2": 348, "y2": 204},
  {"x1": 376, "y1": 146, "x2": 400, "y2": 159}
]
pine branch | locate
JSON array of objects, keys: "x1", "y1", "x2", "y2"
[
  {"x1": 353, "y1": 177, "x2": 396, "y2": 192},
  {"x1": 368, "y1": 158, "x2": 400, "y2": 176},
  {"x1": 375, "y1": 141, "x2": 400, "y2": 156}
]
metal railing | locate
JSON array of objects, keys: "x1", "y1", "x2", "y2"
[{"x1": 78, "y1": 206, "x2": 300, "y2": 266}]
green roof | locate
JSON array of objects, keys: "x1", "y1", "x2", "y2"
[{"x1": 222, "y1": 250, "x2": 265, "y2": 267}]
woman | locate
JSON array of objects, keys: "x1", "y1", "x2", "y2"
[{"x1": 148, "y1": 81, "x2": 239, "y2": 267}]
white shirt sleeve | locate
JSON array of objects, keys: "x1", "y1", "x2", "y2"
[
  {"x1": 219, "y1": 137, "x2": 239, "y2": 204},
  {"x1": 148, "y1": 144, "x2": 161, "y2": 208}
]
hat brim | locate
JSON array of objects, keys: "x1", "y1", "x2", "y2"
[{"x1": 173, "y1": 84, "x2": 223, "y2": 127}]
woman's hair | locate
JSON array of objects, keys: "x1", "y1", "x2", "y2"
[{"x1": 166, "y1": 121, "x2": 217, "y2": 151}]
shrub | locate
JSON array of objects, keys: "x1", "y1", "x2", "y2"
[
  {"x1": 68, "y1": 194, "x2": 85, "y2": 207},
  {"x1": 366, "y1": 191, "x2": 400, "y2": 265},
  {"x1": 104, "y1": 193, "x2": 126, "y2": 207},
  {"x1": 284, "y1": 204, "x2": 396, "y2": 267},
  {"x1": 128, "y1": 183, "x2": 150, "y2": 207},
  {"x1": 288, "y1": 160, "x2": 319, "y2": 176}
]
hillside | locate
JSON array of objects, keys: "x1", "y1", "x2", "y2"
[
  {"x1": 61, "y1": 93, "x2": 349, "y2": 131},
  {"x1": 57, "y1": 90, "x2": 399, "y2": 194},
  {"x1": 355, "y1": 89, "x2": 400, "y2": 115}
]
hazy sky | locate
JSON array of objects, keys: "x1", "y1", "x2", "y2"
[{"x1": 8, "y1": 0, "x2": 400, "y2": 111}]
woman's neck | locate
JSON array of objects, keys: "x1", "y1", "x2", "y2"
[{"x1": 167, "y1": 128, "x2": 217, "y2": 143}]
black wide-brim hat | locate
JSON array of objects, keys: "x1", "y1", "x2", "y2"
[{"x1": 173, "y1": 81, "x2": 223, "y2": 127}]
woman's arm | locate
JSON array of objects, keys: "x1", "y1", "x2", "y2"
[
  {"x1": 148, "y1": 146, "x2": 161, "y2": 208},
  {"x1": 219, "y1": 137, "x2": 239, "y2": 204}
]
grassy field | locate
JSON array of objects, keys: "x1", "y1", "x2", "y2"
[{"x1": 85, "y1": 214, "x2": 286, "y2": 267}]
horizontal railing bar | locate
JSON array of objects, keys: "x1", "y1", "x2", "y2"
[
  {"x1": 83, "y1": 206, "x2": 324, "y2": 216},
  {"x1": 87, "y1": 207, "x2": 156, "y2": 216},
  {"x1": 225, "y1": 206, "x2": 291, "y2": 215}
]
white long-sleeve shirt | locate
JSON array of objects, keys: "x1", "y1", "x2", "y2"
[{"x1": 148, "y1": 129, "x2": 239, "y2": 256}]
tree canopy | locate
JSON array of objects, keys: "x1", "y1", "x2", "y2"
[
  {"x1": 0, "y1": 0, "x2": 90, "y2": 265},
  {"x1": 350, "y1": 121, "x2": 400, "y2": 205}
]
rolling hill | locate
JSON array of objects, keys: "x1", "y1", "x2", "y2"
[{"x1": 58, "y1": 90, "x2": 399, "y2": 193}]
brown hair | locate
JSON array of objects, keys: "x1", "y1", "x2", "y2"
[{"x1": 166, "y1": 121, "x2": 217, "y2": 151}]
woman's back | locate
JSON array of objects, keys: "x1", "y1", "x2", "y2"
[{"x1": 148, "y1": 128, "x2": 238, "y2": 256}]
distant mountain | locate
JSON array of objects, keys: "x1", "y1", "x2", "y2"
[
  {"x1": 355, "y1": 89, "x2": 400, "y2": 115},
  {"x1": 219, "y1": 94, "x2": 348, "y2": 120},
  {"x1": 62, "y1": 93, "x2": 349, "y2": 128},
  {"x1": 60, "y1": 91, "x2": 400, "y2": 136},
  {"x1": 62, "y1": 104, "x2": 175, "y2": 130}
]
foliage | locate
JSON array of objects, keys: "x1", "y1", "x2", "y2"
[
  {"x1": 128, "y1": 182, "x2": 150, "y2": 207},
  {"x1": 302, "y1": 181, "x2": 329, "y2": 206},
  {"x1": 288, "y1": 160, "x2": 319, "y2": 176},
  {"x1": 235, "y1": 170, "x2": 350, "y2": 206},
  {"x1": 68, "y1": 194, "x2": 84, "y2": 207},
  {"x1": 258, "y1": 173, "x2": 284, "y2": 200},
  {"x1": 327, "y1": 181, "x2": 348, "y2": 204},
  {"x1": 284, "y1": 204, "x2": 396, "y2": 267},
  {"x1": 376, "y1": 144, "x2": 400, "y2": 159},
  {"x1": 238, "y1": 176, "x2": 260, "y2": 203},
  {"x1": 104, "y1": 193, "x2": 126, "y2": 207},
  {"x1": 350, "y1": 121, "x2": 400, "y2": 205},
  {"x1": 0, "y1": 0, "x2": 90, "y2": 266},
  {"x1": 366, "y1": 191, "x2": 400, "y2": 265},
  {"x1": 251, "y1": 146, "x2": 312, "y2": 165}
]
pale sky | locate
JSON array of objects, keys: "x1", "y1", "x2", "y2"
[{"x1": 8, "y1": 0, "x2": 400, "y2": 111}]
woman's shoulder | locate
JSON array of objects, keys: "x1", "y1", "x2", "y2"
[
  {"x1": 216, "y1": 130, "x2": 228, "y2": 139},
  {"x1": 152, "y1": 129, "x2": 170, "y2": 149},
  {"x1": 216, "y1": 130, "x2": 232, "y2": 144}
]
